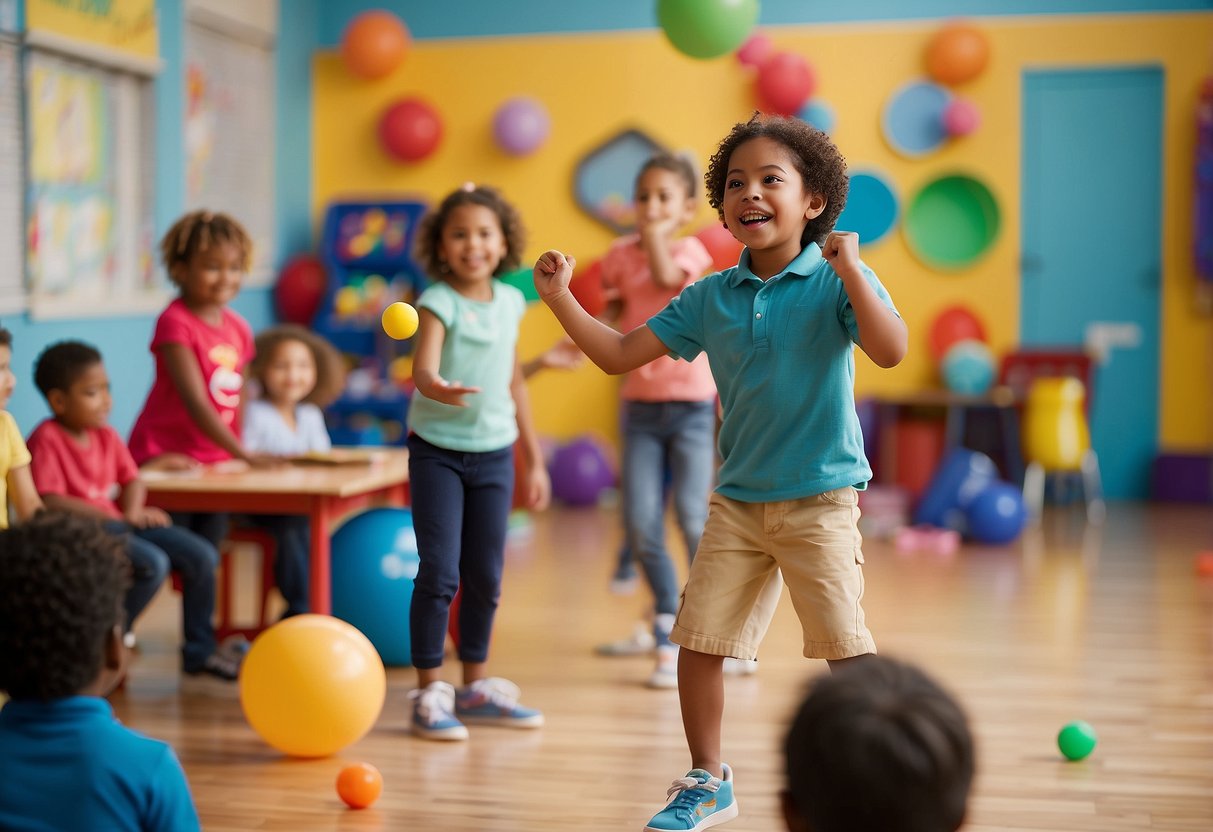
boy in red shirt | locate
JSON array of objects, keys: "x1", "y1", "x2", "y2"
[{"x1": 26, "y1": 341, "x2": 237, "y2": 680}]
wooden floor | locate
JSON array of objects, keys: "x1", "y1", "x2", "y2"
[{"x1": 112, "y1": 503, "x2": 1213, "y2": 831}]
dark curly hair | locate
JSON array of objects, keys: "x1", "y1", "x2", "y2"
[
  {"x1": 0, "y1": 512, "x2": 130, "y2": 701},
  {"x1": 250, "y1": 325, "x2": 347, "y2": 408},
  {"x1": 638, "y1": 151, "x2": 699, "y2": 199},
  {"x1": 413, "y1": 184, "x2": 526, "y2": 282},
  {"x1": 705, "y1": 113, "x2": 848, "y2": 248},
  {"x1": 785, "y1": 656, "x2": 974, "y2": 832},
  {"x1": 160, "y1": 209, "x2": 253, "y2": 284},
  {"x1": 0, "y1": 323, "x2": 11, "y2": 348},
  {"x1": 33, "y1": 340, "x2": 102, "y2": 398}
]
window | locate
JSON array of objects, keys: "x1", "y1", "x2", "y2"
[{"x1": 0, "y1": 35, "x2": 21, "y2": 314}]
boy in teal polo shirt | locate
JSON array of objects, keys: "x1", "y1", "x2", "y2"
[{"x1": 534, "y1": 114, "x2": 907, "y2": 831}]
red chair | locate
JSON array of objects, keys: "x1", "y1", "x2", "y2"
[
  {"x1": 998, "y1": 350, "x2": 1095, "y2": 416},
  {"x1": 170, "y1": 525, "x2": 278, "y2": 641}
]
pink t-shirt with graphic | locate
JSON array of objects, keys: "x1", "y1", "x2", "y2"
[
  {"x1": 600, "y1": 234, "x2": 717, "y2": 402},
  {"x1": 128, "y1": 299, "x2": 253, "y2": 465},
  {"x1": 27, "y1": 421, "x2": 139, "y2": 520}
]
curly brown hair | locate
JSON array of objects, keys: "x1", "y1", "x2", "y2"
[
  {"x1": 638, "y1": 151, "x2": 699, "y2": 199},
  {"x1": 0, "y1": 512, "x2": 129, "y2": 701},
  {"x1": 413, "y1": 184, "x2": 526, "y2": 282},
  {"x1": 250, "y1": 325, "x2": 347, "y2": 408},
  {"x1": 705, "y1": 113, "x2": 848, "y2": 249},
  {"x1": 160, "y1": 210, "x2": 254, "y2": 283}
]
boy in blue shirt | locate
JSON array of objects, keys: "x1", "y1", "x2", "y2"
[
  {"x1": 0, "y1": 512, "x2": 201, "y2": 831},
  {"x1": 535, "y1": 113, "x2": 907, "y2": 831}
]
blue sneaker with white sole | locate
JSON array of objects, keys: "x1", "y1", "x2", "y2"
[
  {"x1": 409, "y1": 681, "x2": 468, "y2": 741},
  {"x1": 644, "y1": 764, "x2": 737, "y2": 831},
  {"x1": 455, "y1": 677, "x2": 544, "y2": 728}
]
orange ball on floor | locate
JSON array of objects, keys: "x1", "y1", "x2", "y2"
[{"x1": 337, "y1": 762, "x2": 383, "y2": 810}]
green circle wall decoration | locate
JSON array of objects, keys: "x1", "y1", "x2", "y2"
[{"x1": 903, "y1": 174, "x2": 1000, "y2": 270}]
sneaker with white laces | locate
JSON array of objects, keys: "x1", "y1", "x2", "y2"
[
  {"x1": 184, "y1": 651, "x2": 240, "y2": 681},
  {"x1": 595, "y1": 621, "x2": 657, "y2": 657},
  {"x1": 455, "y1": 677, "x2": 544, "y2": 728},
  {"x1": 722, "y1": 657, "x2": 758, "y2": 677},
  {"x1": 409, "y1": 681, "x2": 469, "y2": 741},
  {"x1": 644, "y1": 764, "x2": 738, "y2": 831},
  {"x1": 647, "y1": 644, "x2": 679, "y2": 689}
]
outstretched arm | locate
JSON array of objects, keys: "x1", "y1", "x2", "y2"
[
  {"x1": 823, "y1": 232, "x2": 908, "y2": 369},
  {"x1": 533, "y1": 250, "x2": 668, "y2": 375},
  {"x1": 411, "y1": 308, "x2": 481, "y2": 407}
]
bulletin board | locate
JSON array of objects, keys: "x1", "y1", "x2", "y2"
[{"x1": 0, "y1": 36, "x2": 20, "y2": 313}]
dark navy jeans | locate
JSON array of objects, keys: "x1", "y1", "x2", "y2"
[{"x1": 407, "y1": 434, "x2": 514, "y2": 669}]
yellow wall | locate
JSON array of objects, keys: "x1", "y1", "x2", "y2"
[{"x1": 313, "y1": 12, "x2": 1213, "y2": 451}]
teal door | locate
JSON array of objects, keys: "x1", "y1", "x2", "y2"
[{"x1": 1021, "y1": 68, "x2": 1162, "y2": 500}]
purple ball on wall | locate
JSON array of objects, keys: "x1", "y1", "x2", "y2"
[
  {"x1": 550, "y1": 437, "x2": 615, "y2": 506},
  {"x1": 493, "y1": 96, "x2": 551, "y2": 156}
]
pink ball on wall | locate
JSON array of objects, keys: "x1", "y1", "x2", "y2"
[
  {"x1": 735, "y1": 34, "x2": 773, "y2": 67},
  {"x1": 378, "y1": 97, "x2": 443, "y2": 163},
  {"x1": 756, "y1": 52, "x2": 815, "y2": 116},
  {"x1": 493, "y1": 96, "x2": 551, "y2": 156},
  {"x1": 943, "y1": 98, "x2": 981, "y2": 137}
]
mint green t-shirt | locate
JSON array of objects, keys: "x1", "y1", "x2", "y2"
[{"x1": 407, "y1": 280, "x2": 526, "y2": 453}]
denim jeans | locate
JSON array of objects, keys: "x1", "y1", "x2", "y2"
[
  {"x1": 621, "y1": 399, "x2": 717, "y2": 620},
  {"x1": 107, "y1": 521, "x2": 220, "y2": 670},
  {"x1": 246, "y1": 514, "x2": 311, "y2": 618},
  {"x1": 407, "y1": 434, "x2": 514, "y2": 669}
]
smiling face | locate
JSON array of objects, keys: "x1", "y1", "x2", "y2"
[
  {"x1": 722, "y1": 136, "x2": 825, "y2": 276},
  {"x1": 174, "y1": 240, "x2": 245, "y2": 310},
  {"x1": 438, "y1": 203, "x2": 508, "y2": 289},
  {"x1": 0, "y1": 344, "x2": 14, "y2": 410},
  {"x1": 260, "y1": 338, "x2": 317, "y2": 408},
  {"x1": 634, "y1": 166, "x2": 697, "y2": 234},
  {"x1": 49, "y1": 362, "x2": 112, "y2": 432}
]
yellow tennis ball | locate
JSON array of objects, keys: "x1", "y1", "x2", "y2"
[{"x1": 381, "y1": 301, "x2": 418, "y2": 340}]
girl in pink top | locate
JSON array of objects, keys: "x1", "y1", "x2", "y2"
[
  {"x1": 598, "y1": 153, "x2": 718, "y2": 689},
  {"x1": 128, "y1": 211, "x2": 269, "y2": 550}
]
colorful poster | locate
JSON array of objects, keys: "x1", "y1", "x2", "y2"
[{"x1": 26, "y1": 0, "x2": 157, "y2": 60}]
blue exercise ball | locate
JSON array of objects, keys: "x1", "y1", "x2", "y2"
[
  {"x1": 550, "y1": 437, "x2": 615, "y2": 506},
  {"x1": 330, "y1": 508, "x2": 418, "y2": 666},
  {"x1": 913, "y1": 448, "x2": 998, "y2": 531},
  {"x1": 965, "y1": 482, "x2": 1027, "y2": 544},
  {"x1": 941, "y1": 338, "x2": 996, "y2": 395}
]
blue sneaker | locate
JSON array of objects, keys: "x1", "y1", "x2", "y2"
[
  {"x1": 455, "y1": 677, "x2": 544, "y2": 728},
  {"x1": 409, "y1": 681, "x2": 468, "y2": 741},
  {"x1": 644, "y1": 764, "x2": 737, "y2": 831}
]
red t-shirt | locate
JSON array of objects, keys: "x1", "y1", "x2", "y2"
[
  {"x1": 128, "y1": 299, "x2": 253, "y2": 465},
  {"x1": 27, "y1": 420, "x2": 139, "y2": 520}
]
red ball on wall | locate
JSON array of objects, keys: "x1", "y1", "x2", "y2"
[
  {"x1": 378, "y1": 98, "x2": 443, "y2": 163},
  {"x1": 756, "y1": 52, "x2": 815, "y2": 116}
]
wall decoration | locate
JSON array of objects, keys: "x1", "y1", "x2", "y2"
[
  {"x1": 798, "y1": 99, "x2": 836, "y2": 133},
  {"x1": 26, "y1": 0, "x2": 157, "y2": 63},
  {"x1": 904, "y1": 173, "x2": 1000, "y2": 269},
  {"x1": 574, "y1": 128, "x2": 667, "y2": 234},
  {"x1": 882, "y1": 80, "x2": 950, "y2": 158},
  {"x1": 835, "y1": 170, "x2": 898, "y2": 245}
]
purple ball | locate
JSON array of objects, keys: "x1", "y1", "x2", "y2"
[
  {"x1": 493, "y1": 96, "x2": 550, "y2": 156},
  {"x1": 550, "y1": 438, "x2": 615, "y2": 506}
]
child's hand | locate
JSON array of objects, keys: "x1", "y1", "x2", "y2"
[
  {"x1": 822, "y1": 231, "x2": 862, "y2": 275},
  {"x1": 127, "y1": 506, "x2": 171, "y2": 529},
  {"x1": 140, "y1": 453, "x2": 201, "y2": 473},
  {"x1": 640, "y1": 215, "x2": 681, "y2": 245},
  {"x1": 533, "y1": 250, "x2": 577, "y2": 304},
  {"x1": 521, "y1": 461, "x2": 551, "y2": 511},
  {"x1": 245, "y1": 453, "x2": 289, "y2": 470},
  {"x1": 540, "y1": 338, "x2": 584, "y2": 372},
  {"x1": 426, "y1": 378, "x2": 481, "y2": 408}
]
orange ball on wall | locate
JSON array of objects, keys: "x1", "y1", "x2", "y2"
[
  {"x1": 341, "y1": 11, "x2": 410, "y2": 80},
  {"x1": 924, "y1": 23, "x2": 989, "y2": 85}
]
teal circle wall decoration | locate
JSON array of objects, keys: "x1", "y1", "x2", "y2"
[
  {"x1": 903, "y1": 174, "x2": 1000, "y2": 270},
  {"x1": 835, "y1": 170, "x2": 898, "y2": 245}
]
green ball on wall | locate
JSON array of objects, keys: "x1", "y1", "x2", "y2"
[{"x1": 657, "y1": 0, "x2": 760, "y2": 60}]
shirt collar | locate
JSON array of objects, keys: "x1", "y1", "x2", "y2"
[
  {"x1": 0, "y1": 696, "x2": 113, "y2": 721},
  {"x1": 728, "y1": 243, "x2": 824, "y2": 287}
]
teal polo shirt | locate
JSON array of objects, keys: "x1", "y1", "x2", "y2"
[{"x1": 647, "y1": 243, "x2": 898, "y2": 503}]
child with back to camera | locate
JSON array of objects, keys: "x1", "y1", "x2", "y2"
[
  {"x1": 242, "y1": 325, "x2": 347, "y2": 618},
  {"x1": 128, "y1": 210, "x2": 277, "y2": 552},
  {"x1": 0, "y1": 324, "x2": 44, "y2": 528},
  {"x1": 595, "y1": 152, "x2": 720, "y2": 689},
  {"x1": 406, "y1": 183, "x2": 550, "y2": 741},
  {"x1": 782, "y1": 655, "x2": 974, "y2": 832},
  {"x1": 0, "y1": 511, "x2": 201, "y2": 831},
  {"x1": 25, "y1": 340, "x2": 237, "y2": 680},
  {"x1": 535, "y1": 113, "x2": 907, "y2": 830}
]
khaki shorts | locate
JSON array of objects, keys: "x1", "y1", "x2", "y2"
[{"x1": 670, "y1": 488, "x2": 876, "y2": 661}]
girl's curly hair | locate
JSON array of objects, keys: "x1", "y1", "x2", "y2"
[
  {"x1": 160, "y1": 210, "x2": 253, "y2": 284},
  {"x1": 413, "y1": 184, "x2": 526, "y2": 282},
  {"x1": 705, "y1": 113, "x2": 849, "y2": 249},
  {"x1": 249, "y1": 325, "x2": 347, "y2": 407}
]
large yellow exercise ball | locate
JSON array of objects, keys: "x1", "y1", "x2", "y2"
[{"x1": 239, "y1": 615, "x2": 386, "y2": 758}]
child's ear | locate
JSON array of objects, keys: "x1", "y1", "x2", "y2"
[
  {"x1": 804, "y1": 194, "x2": 826, "y2": 221},
  {"x1": 780, "y1": 790, "x2": 809, "y2": 832},
  {"x1": 46, "y1": 389, "x2": 68, "y2": 416}
]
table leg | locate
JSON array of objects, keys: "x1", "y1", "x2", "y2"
[{"x1": 309, "y1": 503, "x2": 334, "y2": 615}]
